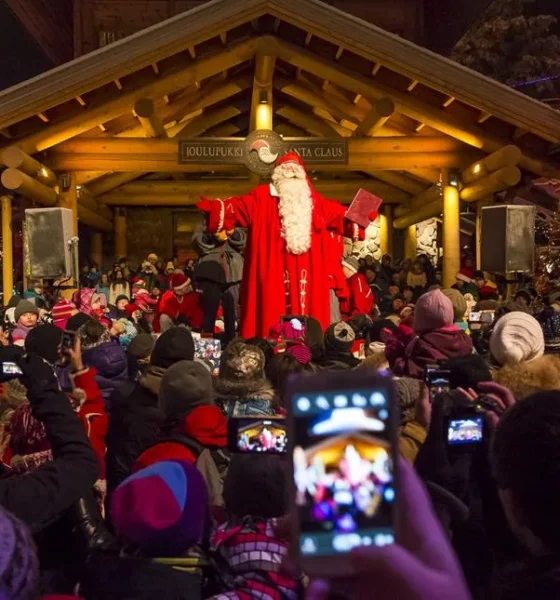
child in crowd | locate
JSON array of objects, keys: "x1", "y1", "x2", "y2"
[
  {"x1": 209, "y1": 454, "x2": 301, "y2": 600},
  {"x1": 11, "y1": 300, "x2": 40, "y2": 346}
]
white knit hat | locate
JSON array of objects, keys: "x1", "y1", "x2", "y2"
[{"x1": 490, "y1": 311, "x2": 545, "y2": 366}]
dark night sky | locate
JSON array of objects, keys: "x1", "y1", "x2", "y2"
[{"x1": 0, "y1": 0, "x2": 53, "y2": 91}]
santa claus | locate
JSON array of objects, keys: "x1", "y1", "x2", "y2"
[{"x1": 197, "y1": 152, "x2": 376, "y2": 338}]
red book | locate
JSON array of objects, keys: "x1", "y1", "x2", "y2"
[{"x1": 345, "y1": 188, "x2": 383, "y2": 228}]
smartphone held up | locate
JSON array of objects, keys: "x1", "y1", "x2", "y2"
[{"x1": 286, "y1": 370, "x2": 398, "y2": 576}]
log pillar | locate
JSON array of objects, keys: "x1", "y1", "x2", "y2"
[
  {"x1": 115, "y1": 209, "x2": 128, "y2": 259},
  {"x1": 57, "y1": 172, "x2": 78, "y2": 235},
  {"x1": 91, "y1": 232, "x2": 103, "y2": 268},
  {"x1": 404, "y1": 225, "x2": 417, "y2": 259},
  {"x1": 379, "y1": 205, "x2": 394, "y2": 257},
  {"x1": 1, "y1": 196, "x2": 13, "y2": 306},
  {"x1": 442, "y1": 169, "x2": 461, "y2": 288}
]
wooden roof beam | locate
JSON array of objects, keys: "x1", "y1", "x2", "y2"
[
  {"x1": 265, "y1": 36, "x2": 559, "y2": 178},
  {"x1": 355, "y1": 97, "x2": 395, "y2": 137},
  {"x1": 171, "y1": 104, "x2": 247, "y2": 138},
  {"x1": 365, "y1": 171, "x2": 426, "y2": 195},
  {"x1": 461, "y1": 165, "x2": 521, "y2": 202},
  {"x1": 134, "y1": 98, "x2": 167, "y2": 138},
  {"x1": 462, "y1": 145, "x2": 521, "y2": 185},
  {"x1": 98, "y1": 178, "x2": 410, "y2": 205},
  {"x1": 250, "y1": 53, "x2": 276, "y2": 130},
  {"x1": 14, "y1": 37, "x2": 259, "y2": 156},
  {"x1": 88, "y1": 172, "x2": 148, "y2": 197},
  {"x1": 0, "y1": 146, "x2": 57, "y2": 187},
  {"x1": 276, "y1": 106, "x2": 342, "y2": 137},
  {"x1": 78, "y1": 204, "x2": 113, "y2": 232},
  {"x1": 1, "y1": 168, "x2": 58, "y2": 205}
]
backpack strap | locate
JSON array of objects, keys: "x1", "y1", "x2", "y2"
[{"x1": 156, "y1": 431, "x2": 206, "y2": 458}]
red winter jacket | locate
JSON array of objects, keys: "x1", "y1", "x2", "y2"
[
  {"x1": 340, "y1": 273, "x2": 374, "y2": 317},
  {"x1": 153, "y1": 289, "x2": 204, "y2": 332},
  {"x1": 133, "y1": 404, "x2": 228, "y2": 472}
]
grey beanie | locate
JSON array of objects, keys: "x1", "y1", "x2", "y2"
[
  {"x1": 14, "y1": 300, "x2": 39, "y2": 323},
  {"x1": 127, "y1": 333, "x2": 155, "y2": 359},
  {"x1": 393, "y1": 376, "x2": 424, "y2": 423},
  {"x1": 159, "y1": 360, "x2": 214, "y2": 420}
]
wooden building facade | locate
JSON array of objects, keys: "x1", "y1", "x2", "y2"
[{"x1": 0, "y1": 0, "x2": 559, "y2": 300}]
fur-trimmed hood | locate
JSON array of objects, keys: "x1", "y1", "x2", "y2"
[
  {"x1": 213, "y1": 376, "x2": 276, "y2": 403},
  {"x1": 493, "y1": 353, "x2": 560, "y2": 399}
]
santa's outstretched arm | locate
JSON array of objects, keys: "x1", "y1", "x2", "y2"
[
  {"x1": 196, "y1": 191, "x2": 258, "y2": 233},
  {"x1": 322, "y1": 196, "x2": 377, "y2": 242}
]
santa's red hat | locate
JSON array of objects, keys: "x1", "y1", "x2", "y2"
[
  {"x1": 275, "y1": 151, "x2": 305, "y2": 169},
  {"x1": 170, "y1": 272, "x2": 190, "y2": 293}
]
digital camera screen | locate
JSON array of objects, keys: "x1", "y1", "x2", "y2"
[
  {"x1": 292, "y1": 389, "x2": 395, "y2": 557},
  {"x1": 230, "y1": 418, "x2": 287, "y2": 454},
  {"x1": 428, "y1": 377, "x2": 450, "y2": 403},
  {"x1": 447, "y1": 416, "x2": 484, "y2": 445},
  {"x1": 2, "y1": 362, "x2": 22, "y2": 375}
]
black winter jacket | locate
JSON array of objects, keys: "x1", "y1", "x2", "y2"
[
  {"x1": 106, "y1": 366, "x2": 165, "y2": 495},
  {"x1": 0, "y1": 386, "x2": 99, "y2": 533}
]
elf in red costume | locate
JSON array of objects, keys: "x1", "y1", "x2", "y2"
[
  {"x1": 153, "y1": 272, "x2": 203, "y2": 333},
  {"x1": 339, "y1": 255, "x2": 374, "y2": 317},
  {"x1": 197, "y1": 153, "x2": 376, "y2": 338}
]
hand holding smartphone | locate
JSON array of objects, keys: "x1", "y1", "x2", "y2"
[{"x1": 286, "y1": 370, "x2": 398, "y2": 577}]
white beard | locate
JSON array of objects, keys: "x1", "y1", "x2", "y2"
[{"x1": 271, "y1": 163, "x2": 312, "y2": 255}]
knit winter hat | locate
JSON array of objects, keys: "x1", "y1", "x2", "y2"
[
  {"x1": 24, "y1": 324, "x2": 63, "y2": 364},
  {"x1": 219, "y1": 340, "x2": 265, "y2": 382},
  {"x1": 147, "y1": 253, "x2": 158, "y2": 263},
  {"x1": 165, "y1": 261, "x2": 175, "y2": 272},
  {"x1": 111, "y1": 460, "x2": 208, "y2": 557},
  {"x1": 442, "y1": 288, "x2": 467, "y2": 322},
  {"x1": 127, "y1": 333, "x2": 155, "y2": 359},
  {"x1": 393, "y1": 377, "x2": 423, "y2": 424},
  {"x1": 115, "y1": 294, "x2": 130, "y2": 306},
  {"x1": 0, "y1": 506, "x2": 39, "y2": 597},
  {"x1": 490, "y1": 311, "x2": 545, "y2": 366},
  {"x1": 325, "y1": 321, "x2": 356, "y2": 352},
  {"x1": 151, "y1": 327, "x2": 195, "y2": 368},
  {"x1": 286, "y1": 342, "x2": 312, "y2": 365},
  {"x1": 413, "y1": 289, "x2": 454, "y2": 335},
  {"x1": 159, "y1": 361, "x2": 213, "y2": 420},
  {"x1": 170, "y1": 273, "x2": 190, "y2": 293},
  {"x1": 14, "y1": 300, "x2": 39, "y2": 323},
  {"x1": 342, "y1": 256, "x2": 359, "y2": 276}
]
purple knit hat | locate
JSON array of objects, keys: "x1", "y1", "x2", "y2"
[
  {"x1": 111, "y1": 460, "x2": 208, "y2": 556},
  {"x1": 413, "y1": 289, "x2": 454, "y2": 334}
]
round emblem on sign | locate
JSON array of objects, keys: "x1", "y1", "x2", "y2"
[{"x1": 245, "y1": 130, "x2": 285, "y2": 176}]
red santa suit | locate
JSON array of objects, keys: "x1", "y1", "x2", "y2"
[
  {"x1": 325, "y1": 232, "x2": 350, "y2": 302},
  {"x1": 197, "y1": 153, "x2": 375, "y2": 338},
  {"x1": 153, "y1": 273, "x2": 204, "y2": 332}
]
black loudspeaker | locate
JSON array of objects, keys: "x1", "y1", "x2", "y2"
[
  {"x1": 481, "y1": 205, "x2": 535, "y2": 273},
  {"x1": 25, "y1": 208, "x2": 74, "y2": 278}
]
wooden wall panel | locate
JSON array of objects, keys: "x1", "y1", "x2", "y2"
[{"x1": 73, "y1": 0, "x2": 424, "y2": 57}]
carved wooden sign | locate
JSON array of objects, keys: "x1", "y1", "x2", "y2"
[{"x1": 178, "y1": 129, "x2": 348, "y2": 175}]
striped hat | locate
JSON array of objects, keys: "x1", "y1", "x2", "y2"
[{"x1": 111, "y1": 460, "x2": 208, "y2": 556}]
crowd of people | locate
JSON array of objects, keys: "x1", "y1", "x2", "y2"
[{"x1": 0, "y1": 245, "x2": 559, "y2": 600}]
